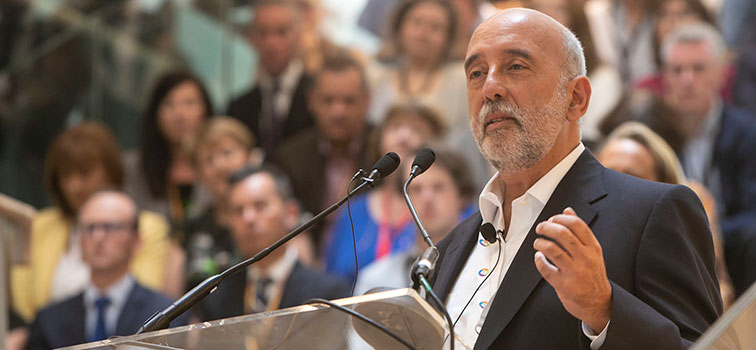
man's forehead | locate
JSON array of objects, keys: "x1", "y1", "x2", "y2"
[
  {"x1": 467, "y1": 9, "x2": 563, "y2": 60},
  {"x1": 79, "y1": 193, "x2": 134, "y2": 219}
]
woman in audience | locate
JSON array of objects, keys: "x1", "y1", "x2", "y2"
[
  {"x1": 124, "y1": 71, "x2": 214, "y2": 240},
  {"x1": 11, "y1": 123, "x2": 173, "y2": 320},
  {"x1": 323, "y1": 102, "x2": 444, "y2": 283},
  {"x1": 369, "y1": 0, "x2": 466, "y2": 127},
  {"x1": 370, "y1": 0, "x2": 490, "y2": 188},
  {"x1": 526, "y1": 0, "x2": 623, "y2": 146},
  {"x1": 184, "y1": 117, "x2": 262, "y2": 290},
  {"x1": 597, "y1": 121, "x2": 735, "y2": 308}
]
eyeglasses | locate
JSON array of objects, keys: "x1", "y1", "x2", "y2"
[{"x1": 75, "y1": 222, "x2": 136, "y2": 236}]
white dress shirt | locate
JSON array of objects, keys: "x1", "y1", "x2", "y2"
[
  {"x1": 83, "y1": 274, "x2": 135, "y2": 339},
  {"x1": 445, "y1": 143, "x2": 607, "y2": 349}
]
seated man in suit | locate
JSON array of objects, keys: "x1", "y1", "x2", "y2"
[
  {"x1": 273, "y1": 52, "x2": 373, "y2": 247},
  {"x1": 661, "y1": 23, "x2": 756, "y2": 296},
  {"x1": 26, "y1": 190, "x2": 186, "y2": 350},
  {"x1": 432, "y1": 8, "x2": 721, "y2": 349},
  {"x1": 227, "y1": 0, "x2": 314, "y2": 156},
  {"x1": 197, "y1": 165, "x2": 350, "y2": 321}
]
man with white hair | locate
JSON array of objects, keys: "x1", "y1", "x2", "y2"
[
  {"x1": 431, "y1": 8, "x2": 721, "y2": 349},
  {"x1": 662, "y1": 23, "x2": 756, "y2": 297}
]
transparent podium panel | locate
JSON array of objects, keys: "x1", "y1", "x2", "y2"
[
  {"x1": 60, "y1": 288, "x2": 446, "y2": 350},
  {"x1": 692, "y1": 282, "x2": 756, "y2": 350}
]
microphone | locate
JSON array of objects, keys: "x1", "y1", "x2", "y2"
[
  {"x1": 409, "y1": 148, "x2": 436, "y2": 177},
  {"x1": 403, "y1": 148, "x2": 439, "y2": 286},
  {"x1": 363, "y1": 152, "x2": 401, "y2": 187},
  {"x1": 480, "y1": 222, "x2": 505, "y2": 244},
  {"x1": 137, "y1": 153, "x2": 401, "y2": 334},
  {"x1": 403, "y1": 148, "x2": 436, "y2": 248}
]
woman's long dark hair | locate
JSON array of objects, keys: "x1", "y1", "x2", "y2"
[{"x1": 139, "y1": 71, "x2": 213, "y2": 198}]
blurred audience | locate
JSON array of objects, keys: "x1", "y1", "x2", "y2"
[
  {"x1": 323, "y1": 102, "x2": 444, "y2": 283},
  {"x1": 227, "y1": 0, "x2": 315, "y2": 156},
  {"x1": 525, "y1": 0, "x2": 622, "y2": 146},
  {"x1": 273, "y1": 52, "x2": 374, "y2": 248},
  {"x1": 12, "y1": 123, "x2": 173, "y2": 321},
  {"x1": 26, "y1": 190, "x2": 187, "y2": 350},
  {"x1": 197, "y1": 165, "x2": 349, "y2": 321},
  {"x1": 354, "y1": 148, "x2": 477, "y2": 295},
  {"x1": 183, "y1": 117, "x2": 262, "y2": 290},
  {"x1": 124, "y1": 71, "x2": 213, "y2": 237},
  {"x1": 597, "y1": 121, "x2": 735, "y2": 308},
  {"x1": 369, "y1": 0, "x2": 489, "y2": 187},
  {"x1": 585, "y1": 0, "x2": 659, "y2": 84},
  {"x1": 661, "y1": 23, "x2": 756, "y2": 296},
  {"x1": 634, "y1": 0, "x2": 736, "y2": 102}
]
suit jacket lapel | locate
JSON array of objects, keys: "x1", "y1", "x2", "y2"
[
  {"x1": 434, "y1": 214, "x2": 483, "y2": 302},
  {"x1": 474, "y1": 150, "x2": 606, "y2": 349}
]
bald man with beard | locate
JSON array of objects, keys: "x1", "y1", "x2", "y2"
[{"x1": 431, "y1": 8, "x2": 721, "y2": 350}]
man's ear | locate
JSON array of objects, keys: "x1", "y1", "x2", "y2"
[
  {"x1": 566, "y1": 76, "x2": 591, "y2": 122},
  {"x1": 284, "y1": 200, "x2": 300, "y2": 230}
]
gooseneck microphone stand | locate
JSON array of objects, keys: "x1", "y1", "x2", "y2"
[{"x1": 138, "y1": 153, "x2": 400, "y2": 334}]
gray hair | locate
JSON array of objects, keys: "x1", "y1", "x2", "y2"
[
  {"x1": 661, "y1": 23, "x2": 726, "y2": 64},
  {"x1": 561, "y1": 27, "x2": 587, "y2": 82}
]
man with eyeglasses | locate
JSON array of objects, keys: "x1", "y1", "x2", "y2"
[{"x1": 26, "y1": 190, "x2": 186, "y2": 350}]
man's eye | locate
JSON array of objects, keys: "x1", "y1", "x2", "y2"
[
  {"x1": 510, "y1": 64, "x2": 526, "y2": 70},
  {"x1": 470, "y1": 71, "x2": 484, "y2": 79}
]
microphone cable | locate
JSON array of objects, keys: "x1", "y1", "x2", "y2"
[
  {"x1": 346, "y1": 169, "x2": 365, "y2": 296},
  {"x1": 443, "y1": 237, "x2": 502, "y2": 346},
  {"x1": 305, "y1": 298, "x2": 417, "y2": 350}
]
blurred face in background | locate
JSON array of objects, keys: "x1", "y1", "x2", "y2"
[
  {"x1": 529, "y1": 0, "x2": 571, "y2": 27},
  {"x1": 380, "y1": 113, "x2": 436, "y2": 159},
  {"x1": 250, "y1": 4, "x2": 301, "y2": 76},
  {"x1": 60, "y1": 164, "x2": 111, "y2": 214},
  {"x1": 656, "y1": 0, "x2": 704, "y2": 43},
  {"x1": 407, "y1": 164, "x2": 464, "y2": 242},
  {"x1": 197, "y1": 138, "x2": 251, "y2": 201},
  {"x1": 79, "y1": 192, "x2": 140, "y2": 275},
  {"x1": 158, "y1": 81, "x2": 207, "y2": 147},
  {"x1": 597, "y1": 138, "x2": 659, "y2": 181},
  {"x1": 663, "y1": 40, "x2": 723, "y2": 119},
  {"x1": 227, "y1": 173, "x2": 298, "y2": 258},
  {"x1": 399, "y1": 1, "x2": 451, "y2": 65},
  {"x1": 310, "y1": 68, "x2": 369, "y2": 145}
]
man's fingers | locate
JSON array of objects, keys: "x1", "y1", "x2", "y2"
[
  {"x1": 548, "y1": 208, "x2": 596, "y2": 246},
  {"x1": 534, "y1": 236, "x2": 573, "y2": 267},
  {"x1": 534, "y1": 251, "x2": 559, "y2": 282},
  {"x1": 536, "y1": 221, "x2": 582, "y2": 254}
]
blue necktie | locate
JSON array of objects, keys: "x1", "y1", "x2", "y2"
[{"x1": 92, "y1": 296, "x2": 111, "y2": 341}]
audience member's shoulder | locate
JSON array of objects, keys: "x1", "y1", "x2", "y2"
[
  {"x1": 32, "y1": 207, "x2": 65, "y2": 228},
  {"x1": 274, "y1": 127, "x2": 319, "y2": 156},
  {"x1": 34, "y1": 293, "x2": 82, "y2": 320},
  {"x1": 724, "y1": 104, "x2": 756, "y2": 131}
]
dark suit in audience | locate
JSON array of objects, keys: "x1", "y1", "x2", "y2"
[
  {"x1": 273, "y1": 127, "x2": 372, "y2": 219},
  {"x1": 226, "y1": 74, "x2": 314, "y2": 156},
  {"x1": 26, "y1": 282, "x2": 186, "y2": 350},
  {"x1": 711, "y1": 105, "x2": 756, "y2": 295},
  {"x1": 199, "y1": 260, "x2": 350, "y2": 321}
]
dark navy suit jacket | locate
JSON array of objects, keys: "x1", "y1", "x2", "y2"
[
  {"x1": 226, "y1": 74, "x2": 314, "y2": 155},
  {"x1": 198, "y1": 260, "x2": 351, "y2": 322},
  {"x1": 431, "y1": 151, "x2": 722, "y2": 349},
  {"x1": 26, "y1": 282, "x2": 187, "y2": 350},
  {"x1": 713, "y1": 105, "x2": 756, "y2": 295}
]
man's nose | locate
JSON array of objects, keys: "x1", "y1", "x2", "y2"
[{"x1": 482, "y1": 67, "x2": 506, "y2": 102}]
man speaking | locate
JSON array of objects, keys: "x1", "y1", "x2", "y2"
[{"x1": 432, "y1": 8, "x2": 721, "y2": 349}]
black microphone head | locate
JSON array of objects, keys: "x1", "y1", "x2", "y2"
[
  {"x1": 373, "y1": 152, "x2": 401, "y2": 179},
  {"x1": 411, "y1": 148, "x2": 436, "y2": 176},
  {"x1": 480, "y1": 222, "x2": 498, "y2": 244}
]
